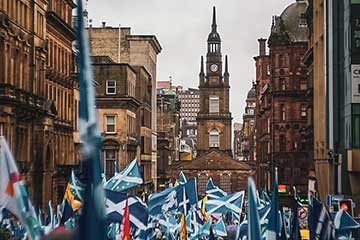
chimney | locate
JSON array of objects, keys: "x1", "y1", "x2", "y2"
[
  {"x1": 258, "y1": 38, "x2": 267, "y2": 56},
  {"x1": 102, "y1": 21, "x2": 106, "y2": 28}
]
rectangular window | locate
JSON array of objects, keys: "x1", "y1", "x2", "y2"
[
  {"x1": 279, "y1": 135, "x2": 286, "y2": 152},
  {"x1": 301, "y1": 104, "x2": 307, "y2": 117},
  {"x1": 106, "y1": 80, "x2": 116, "y2": 95},
  {"x1": 105, "y1": 116, "x2": 116, "y2": 134},
  {"x1": 300, "y1": 79, "x2": 307, "y2": 90},
  {"x1": 209, "y1": 95, "x2": 219, "y2": 114},
  {"x1": 281, "y1": 104, "x2": 286, "y2": 121},
  {"x1": 104, "y1": 150, "x2": 116, "y2": 177},
  {"x1": 280, "y1": 78, "x2": 286, "y2": 90}
]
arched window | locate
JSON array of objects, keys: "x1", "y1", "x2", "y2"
[
  {"x1": 209, "y1": 95, "x2": 219, "y2": 114},
  {"x1": 209, "y1": 129, "x2": 219, "y2": 148}
]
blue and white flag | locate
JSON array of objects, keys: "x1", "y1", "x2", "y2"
[
  {"x1": 105, "y1": 189, "x2": 148, "y2": 230},
  {"x1": 266, "y1": 177, "x2": 280, "y2": 239},
  {"x1": 75, "y1": 0, "x2": 106, "y2": 238},
  {"x1": 308, "y1": 195, "x2": 333, "y2": 240},
  {"x1": 105, "y1": 158, "x2": 143, "y2": 192},
  {"x1": 334, "y1": 209, "x2": 359, "y2": 239},
  {"x1": 148, "y1": 178, "x2": 198, "y2": 216},
  {"x1": 178, "y1": 171, "x2": 187, "y2": 185},
  {"x1": 213, "y1": 218, "x2": 227, "y2": 237},
  {"x1": 205, "y1": 191, "x2": 244, "y2": 216},
  {"x1": 247, "y1": 177, "x2": 261, "y2": 240},
  {"x1": 206, "y1": 177, "x2": 227, "y2": 199}
]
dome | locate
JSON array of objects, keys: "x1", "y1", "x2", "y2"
[
  {"x1": 208, "y1": 32, "x2": 221, "y2": 43},
  {"x1": 271, "y1": 0, "x2": 309, "y2": 43},
  {"x1": 247, "y1": 85, "x2": 256, "y2": 99}
]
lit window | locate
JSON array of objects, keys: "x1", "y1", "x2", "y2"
[
  {"x1": 281, "y1": 104, "x2": 286, "y2": 121},
  {"x1": 209, "y1": 129, "x2": 219, "y2": 147},
  {"x1": 106, "y1": 80, "x2": 116, "y2": 95},
  {"x1": 105, "y1": 116, "x2": 116, "y2": 134},
  {"x1": 280, "y1": 78, "x2": 286, "y2": 90},
  {"x1": 209, "y1": 95, "x2": 219, "y2": 114},
  {"x1": 300, "y1": 79, "x2": 307, "y2": 90},
  {"x1": 301, "y1": 104, "x2": 307, "y2": 117}
]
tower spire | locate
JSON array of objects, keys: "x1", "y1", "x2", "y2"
[
  {"x1": 224, "y1": 55, "x2": 229, "y2": 74},
  {"x1": 200, "y1": 56, "x2": 204, "y2": 74},
  {"x1": 212, "y1": 6, "x2": 217, "y2": 32}
]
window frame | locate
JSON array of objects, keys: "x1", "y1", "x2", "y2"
[
  {"x1": 209, "y1": 95, "x2": 219, "y2": 114},
  {"x1": 106, "y1": 80, "x2": 117, "y2": 95},
  {"x1": 209, "y1": 129, "x2": 220, "y2": 148},
  {"x1": 105, "y1": 115, "x2": 116, "y2": 134}
]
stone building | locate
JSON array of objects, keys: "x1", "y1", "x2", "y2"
[
  {"x1": 0, "y1": 0, "x2": 79, "y2": 208},
  {"x1": 196, "y1": 7, "x2": 232, "y2": 157},
  {"x1": 240, "y1": 85, "x2": 256, "y2": 162},
  {"x1": 88, "y1": 25, "x2": 162, "y2": 189},
  {"x1": 233, "y1": 122, "x2": 243, "y2": 160},
  {"x1": 255, "y1": 0, "x2": 313, "y2": 195},
  {"x1": 171, "y1": 7, "x2": 253, "y2": 193},
  {"x1": 156, "y1": 87, "x2": 181, "y2": 188}
]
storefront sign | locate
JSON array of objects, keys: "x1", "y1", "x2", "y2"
[{"x1": 351, "y1": 65, "x2": 360, "y2": 103}]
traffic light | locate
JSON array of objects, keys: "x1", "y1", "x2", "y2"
[{"x1": 339, "y1": 199, "x2": 354, "y2": 216}]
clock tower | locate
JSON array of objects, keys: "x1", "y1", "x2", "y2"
[{"x1": 197, "y1": 6, "x2": 232, "y2": 157}]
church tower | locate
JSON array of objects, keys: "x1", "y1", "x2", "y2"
[{"x1": 197, "y1": 6, "x2": 232, "y2": 156}]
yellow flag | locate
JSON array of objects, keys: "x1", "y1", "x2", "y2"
[
  {"x1": 63, "y1": 183, "x2": 82, "y2": 211},
  {"x1": 180, "y1": 214, "x2": 187, "y2": 240}
]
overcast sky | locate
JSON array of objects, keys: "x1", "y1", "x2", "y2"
[{"x1": 87, "y1": 0, "x2": 294, "y2": 124}]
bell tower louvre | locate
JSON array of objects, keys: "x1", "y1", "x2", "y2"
[{"x1": 197, "y1": 6, "x2": 232, "y2": 157}]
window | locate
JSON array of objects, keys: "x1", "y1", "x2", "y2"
[
  {"x1": 266, "y1": 65, "x2": 271, "y2": 75},
  {"x1": 209, "y1": 129, "x2": 219, "y2": 148},
  {"x1": 197, "y1": 174, "x2": 208, "y2": 194},
  {"x1": 280, "y1": 78, "x2": 286, "y2": 90},
  {"x1": 301, "y1": 104, "x2": 307, "y2": 118},
  {"x1": 209, "y1": 95, "x2": 219, "y2": 114},
  {"x1": 279, "y1": 135, "x2": 286, "y2": 152},
  {"x1": 300, "y1": 79, "x2": 307, "y2": 90},
  {"x1": 104, "y1": 150, "x2": 116, "y2": 177},
  {"x1": 279, "y1": 54, "x2": 285, "y2": 67},
  {"x1": 220, "y1": 173, "x2": 231, "y2": 193},
  {"x1": 106, "y1": 80, "x2": 116, "y2": 95},
  {"x1": 281, "y1": 104, "x2": 286, "y2": 121},
  {"x1": 105, "y1": 116, "x2": 116, "y2": 134}
]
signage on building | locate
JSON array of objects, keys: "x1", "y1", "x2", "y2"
[
  {"x1": 351, "y1": 3, "x2": 360, "y2": 62},
  {"x1": 351, "y1": 65, "x2": 360, "y2": 103}
]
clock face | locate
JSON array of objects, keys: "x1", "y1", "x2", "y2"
[{"x1": 210, "y1": 64, "x2": 218, "y2": 72}]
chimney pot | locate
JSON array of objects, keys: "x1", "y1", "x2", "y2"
[{"x1": 102, "y1": 21, "x2": 106, "y2": 28}]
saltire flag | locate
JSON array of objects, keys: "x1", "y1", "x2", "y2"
[
  {"x1": 0, "y1": 136, "x2": 42, "y2": 240},
  {"x1": 105, "y1": 158, "x2": 143, "y2": 192},
  {"x1": 209, "y1": 225, "x2": 216, "y2": 240},
  {"x1": 180, "y1": 213, "x2": 188, "y2": 240},
  {"x1": 206, "y1": 177, "x2": 227, "y2": 199},
  {"x1": 191, "y1": 218, "x2": 211, "y2": 239},
  {"x1": 63, "y1": 170, "x2": 84, "y2": 211},
  {"x1": 213, "y1": 218, "x2": 227, "y2": 237},
  {"x1": 186, "y1": 211, "x2": 192, "y2": 233},
  {"x1": 148, "y1": 178, "x2": 198, "y2": 216},
  {"x1": 120, "y1": 198, "x2": 131, "y2": 240},
  {"x1": 247, "y1": 177, "x2": 261, "y2": 240},
  {"x1": 178, "y1": 171, "x2": 187, "y2": 185},
  {"x1": 43, "y1": 201, "x2": 55, "y2": 235},
  {"x1": 235, "y1": 220, "x2": 248, "y2": 240},
  {"x1": 308, "y1": 194, "x2": 333, "y2": 240},
  {"x1": 105, "y1": 189, "x2": 148, "y2": 230},
  {"x1": 75, "y1": 0, "x2": 106, "y2": 239},
  {"x1": 260, "y1": 187, "x2": 271, "y2": 203},
  {"x1": 266, "y1": 177, "x2": 280, "y2": 239},
  {"x1": 334, "y1": 209, "x2": 360, "y2": 239},
  {"x1": 205, "y1": 191, "x2": 244, "y2": 216}
]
